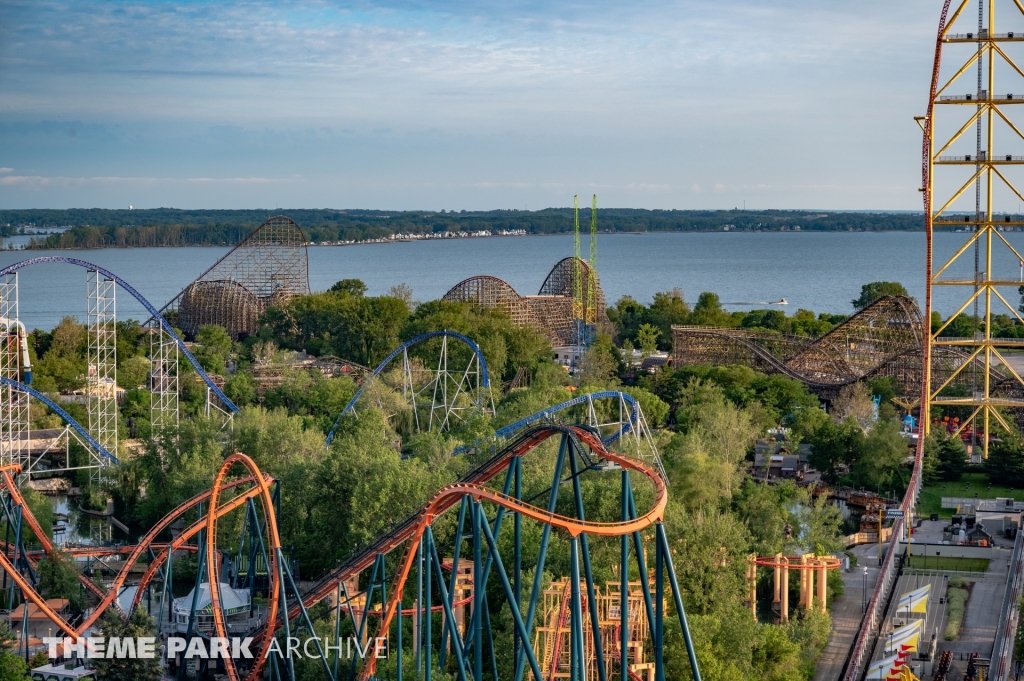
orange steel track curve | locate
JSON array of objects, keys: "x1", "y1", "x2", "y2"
[
  {"x1": 753, "y1": 556, "x2": 843, "y2": 570},
  {"x1": 273, "y1": 424, "x2": 668, "y2": 680},
  {"x1": 0, "y1": 425, "x2": 667, "y2": 681}
]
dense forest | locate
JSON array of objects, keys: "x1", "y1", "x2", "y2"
[
  {"x1": 5, "y1": 280, "x2": 974, "y2": 680},
  {"x1": 0, "y1": 208, "x2": 932, "y2": 249}
]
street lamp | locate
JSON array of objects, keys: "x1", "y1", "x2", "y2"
[{"x1": 862, "y1": 566, "x2": 869, "y2": 612}]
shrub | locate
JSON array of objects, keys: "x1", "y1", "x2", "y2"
[{"x1": 944, "y1": 586, "x2": 969, "y2": 640}]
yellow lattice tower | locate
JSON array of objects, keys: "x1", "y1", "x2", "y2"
[
  {"x1": 922, "y1": 0, "x2": 1024, "y2": 456},
  {"x1": 588, "y1": 194, "x2": 598, "y2": 326},
  {"x1": 573, "y1": 195, "x2": 584, "y2": 324}
]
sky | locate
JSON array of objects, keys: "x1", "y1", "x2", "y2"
[{"x1": 0, "y1": 0, "x2": 944, "y2": 211}]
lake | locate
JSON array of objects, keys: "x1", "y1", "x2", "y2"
[{"x1": 0, "y1": 231, "x2": 1019, "y2": 331}]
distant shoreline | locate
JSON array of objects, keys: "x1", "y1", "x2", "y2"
[{"x1": 5, "y1": 228, "x2": 953, "y2": 252}]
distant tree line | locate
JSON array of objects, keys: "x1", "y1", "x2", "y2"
[{"x1": 0, "y1": 207, "x2": 931, "y2": 249}]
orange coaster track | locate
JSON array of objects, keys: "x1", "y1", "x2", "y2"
[{"x1": 0, "y1": 425, "x2": 701, "y2": 681}]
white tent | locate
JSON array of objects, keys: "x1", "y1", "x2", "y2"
[{"x1": 172, "y1": 582, "x2": 250, "y2": 617}]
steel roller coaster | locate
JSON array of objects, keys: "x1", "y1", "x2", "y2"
[
  {"x1": 844, "y1": 1, "x2": 1024, "y2": 679},
  {"x1": 0, "y1": 257, "x2": 237, "y2": 482},
  {"x1": 0, "y1": 424, "x2": 699, "y2": 681}
]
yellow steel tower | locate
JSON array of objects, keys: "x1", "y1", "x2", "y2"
[
  {"x1": 923, "y1": 0, "x2": 1024, "y2": 456},
  {"x1": 588, "y1": 194, "x2": 598, "y2": 328}
]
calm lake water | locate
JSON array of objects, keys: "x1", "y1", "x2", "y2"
[{"x1": 0, "y1": 231, "x2": 1020, "y2": 331}]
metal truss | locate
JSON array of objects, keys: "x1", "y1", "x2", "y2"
[
  {"x1": 148, "y1": 319, "x2": 179, "y2": 435},
  {"x1": 0, "y1": 274, "x2": 27, "y2": 469},
  {"x1": 443, "y1": 257, "x2": 607, "y2": 348},
  {"x1": 0, "y1": 423, "x2": 702, "y2": 681},
  {"x1": 326, "y1": 331, "x2": 495, "y2": 445},
  {"x1": 920, "y1": 0, "x2": 1024, "y2": 455},
  {"x1": 87, "y1": 270, "x2": 117, "y2": 477},
  {"x1": 672, "y1": 295, "x2": 927, "y2": 402},
  {"x1": 162, "y1": 215, "x2": 311, "y2": 339},
  {"x1": 0, "y1": 258, "x2": 239, "y2": 437},
  {"x1": 494, "y1": 390, "x2": 668, "y2": 483}
]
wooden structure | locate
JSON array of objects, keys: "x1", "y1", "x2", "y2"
[
  {"x1": 442, "y1": 258, "x2": 607, "y2": 346},
  {"x1": 161, "y1": 216, "x2": 311, "y2": 340},
  {"x1": 746, "y1": 553, "x2": 842, "y2": 622},
  {"x1": 534, "y1": 578, "x2": 656, "y2": 681}
]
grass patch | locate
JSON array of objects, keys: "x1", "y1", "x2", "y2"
[
  {"x1": 944, "y1": 585, "x2": 969, "y2": 640},
  {"x1": 917, "y1": 472, "x2": 1019, "y2": 519},
  {"x1": 904, "y1": 556, "x2": 989, "y2": 572}
]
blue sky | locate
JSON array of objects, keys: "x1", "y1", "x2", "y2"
[{"x1": 0, "y1": 0, "x2": 940, "y2": 210}]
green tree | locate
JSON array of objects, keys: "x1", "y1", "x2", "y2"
[
  {"x1": 607, "y1": 295, "x2": 646, "y2": 343},
  {"x1": 194, "y1": 324, "x2": 233, "y2": 374},
  {"x1": 0, "y1": 621, "x2": 27, "y2": 681},
  {"x1": 850, "y1": 419, "x2": 910, "y2": 492},
  {"x1": 689, "y1": 292, "x2": 732, "y2": 327},
  {"x1": 637, "y1": 323, "x2": 661, "y2": 354},
  {"x1": 935, "y1": 433, "x2": 968, "y2": 481},
  {"x1": 223, "y1": 371, "x2": 257, "y2": 407},
  {"x1": 808, "y1": 419, "x2": 865, "y2": 483},
  {"x1": 663, "y1": 396, "x2": 761, "y2": 508},
  {"x1": 785, "y1": 406, "x2": 830, "y2": 446},
  {"x1": 37, "y1": 549, "x2": 84, "y2": 612},
  {"x1": 852, "y1": 281, "x2": 909, "y2": 310},
  {"x1": 330, "y1": 278, "x2": 368, "y2": 296},
  {"x1": 922, "y1": 433, "x2": 942, "y2": 485},
  {"x1": 117, "y1": 355, "x2": 150, "y2": 391},
  {"x1": 987, "y1": 434, "x2": 1024, "y2": 486},
  {"x1": 90, "y1": 609, "x2": 162, "y2": 681},
  {"x1": 645, "y1": 289, "x2": 690, "y2": 349}
]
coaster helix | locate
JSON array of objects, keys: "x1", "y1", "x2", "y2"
[{"x1": 0, "y1": 425, "x2": 700, "y2": 681}]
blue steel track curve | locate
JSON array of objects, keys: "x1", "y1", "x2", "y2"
[
  {"x1": 0, "y1": 376, "x2": 118, "y2": 464},
  {"x1": 494, "y1": 389, "x2": 639, "y2": 445},
  {"x1": 0, "y1": 257, "x2": 237, "y2": 413},
  {"x1": 325, "y1": 330, "x2": 489, "y2": 446}
]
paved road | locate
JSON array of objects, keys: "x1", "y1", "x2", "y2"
[
  {"x1": 813, "y1": 520, "x2": 1012, "y2": 681},
  {"x1": 813, "y1": 543, "x2": 882, "y2": 681}
]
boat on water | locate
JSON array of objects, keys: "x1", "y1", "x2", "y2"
[{"x1": 769, "y1": 298, "x2": 788, "y2": 305}]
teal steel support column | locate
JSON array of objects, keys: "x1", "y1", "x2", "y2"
[
  {"x1": 570, "y1": 536, "x2": 584, "y2": 681},
  {"x1": 567, "y1": 437, "x2": 608, "y2": 681},
  {"x1": 349, "y1": 555, "x2": 382, "y2": 681},
  {"x1": 620, "y1": 470, "x2": 629, "y2": 681},
  {"x1": 482, "y1": 598, "x2": 498, "y2": 681},
  {"x1": 427, "y1": 526, "x2": 469, "y2": 681},
  {"x1": 397, "y1": 570, "x2": 403, "y2": 681},
  {"x1": 514, "y1": 456, "x2": 522, "y2": 666},
  {"x1": 476, "y1": 500, "x2": 544, "y2": 681},
  {"x1": 514, "y1": 435, "x2": 568, "y2": 681},
  {"x1": 178, "y1": 535, "x2": 207, "y2": 681},
  {"x1": 441, "y1": 496, "x2": 468, "y2": 667},
  {"x1": 279, "y1": 548, "x2": 335, "y2": 681},
  {"x1": 425, "y1": 528, "x2": 433, "y2": 681},
  {"x1": 656, "y1": 523, "x2": 702, "y2": 681},
  {"x1": 627, "y1": 489, "x2": 656, "y2": 634},
  {"x1": 655, "y1": 522, "x2": 665, "y2": 681},
  {"x1": 473, "y1": 500, "x2": 483, "y2": 681},
  {"x1": 417, "y1": 536, "x2": 423, "y2": 673},
  {"x1": 339, "y1": 578, "x2": 356, "y2": 678},
  {"x1": 333, "y1": 580, "x2": 343, "y2": 681},
  {"x1": 276, "y1": 548, "x2": 296, "y2": 681},
  {"x1": 460, "y1": 464, "x2": 516, "y2": 660}
]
